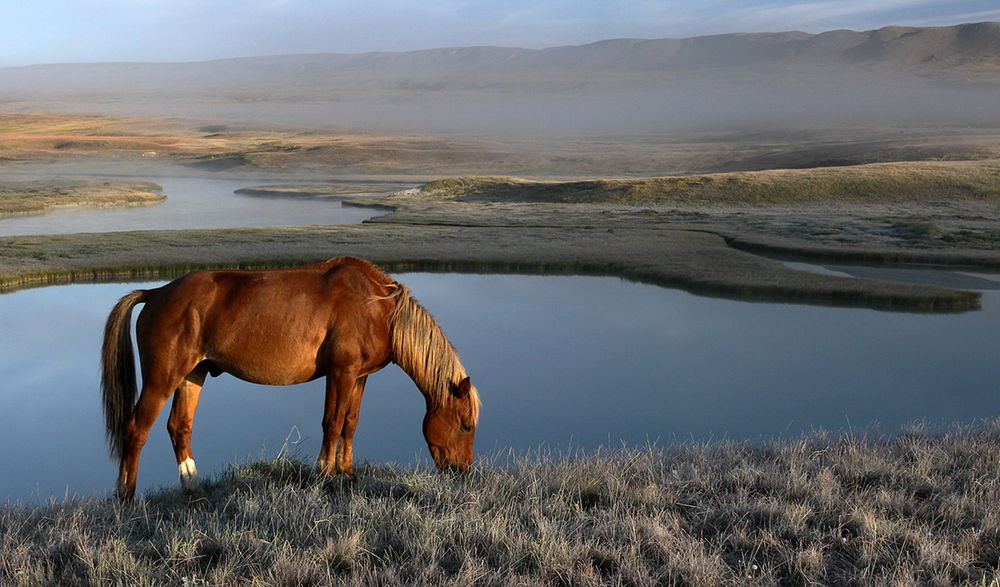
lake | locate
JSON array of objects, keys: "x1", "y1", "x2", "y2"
[
  {"x1": 0, "y1": 176, "x2": 393, "y2": 236},
  {"x1": 1, "y1": 272, "x2": 999, "y2": 501}
]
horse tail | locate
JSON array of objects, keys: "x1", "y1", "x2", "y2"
[{"x1": 101, "y1": 289, "x2": 147, "y2": 461}]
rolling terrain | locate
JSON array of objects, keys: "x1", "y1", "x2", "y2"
[
  {"x1": 2, "y1": 22, "x2": 998, "y2": 133},
  {"x1": 4, "y1": 20, "x2": 1000, "y2": 587},
  {"x1": 4, "y1": 112, "x2": 1000, "y2": 178}
]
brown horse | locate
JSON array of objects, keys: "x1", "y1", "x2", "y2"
[{"x1": 101, "y1": 257, "x2": 480, "y2": 501}]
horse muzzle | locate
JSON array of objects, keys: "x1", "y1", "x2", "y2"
[{"x1": 428, "y1": 445, "x2": 472, "y2": 473}]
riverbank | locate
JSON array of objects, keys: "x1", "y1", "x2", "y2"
[
  {"x1": 418, "y1": 161, "x2": 1000, "y2": 206},
  {"x1": 2, "y1": 129, "x2": 1000, "y2": 584},
  {"x1": 3, "y1": 161, "x2": 1000, "y2": 311},
  {"x1": 4, "y1": 422, "x2": 1000, "y2": 585},
  {"x1": 0, "y1": 180, "x2": 163, "y2": 218},
  {"x1": 402, "y1": 162, "x2": 1000, "y2": 256},
  {"x1": 2, "y1": 114, "x2": 999, "y2": 312},
  {"x1": 0, "y1": 218, "x2": 985, "y2": 312}
]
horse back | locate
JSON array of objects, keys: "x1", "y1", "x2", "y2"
[{"x1": 136, "y1": 259, "x2": 396, "y2": 384}]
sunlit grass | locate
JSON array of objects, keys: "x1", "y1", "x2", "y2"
[
  {"x1": 0, "y1": 180, "x2": 164, "y2": 218},
  {"x1": 421, "y1": 160, "x2": 1000, "y2": 206},
  {"x1": 4, "y1": 422, "x2": 1000, "y2": 585},
  {"x1": 6, "y1": 111, "x2": 1000, "y2": 177},
  {"x1": 0, "y1": 112, "x2": 479, "y2": 173}
]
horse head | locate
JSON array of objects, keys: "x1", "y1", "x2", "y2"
[{"x1": 422, "y1": 376, "x2": 478, "y2": 471}]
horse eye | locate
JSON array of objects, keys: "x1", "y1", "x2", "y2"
[{"x1": 460, "y1": 423, "x2": 473, "y2": 433}]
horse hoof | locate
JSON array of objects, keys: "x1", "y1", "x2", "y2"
[{"x1": 184, "y1": 485, "x2": 208, "y2": 499}]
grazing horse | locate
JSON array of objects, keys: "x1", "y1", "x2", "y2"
[{"x1": 101, "y1": 257, "x2": 480, "y2": 501}]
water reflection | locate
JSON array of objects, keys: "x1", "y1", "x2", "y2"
[
  {"x1": 784, "y1": 261, "x2": 1000, "y2": 290},
  {"x1": 0, "y1": 176, "x2": 393, "y2": 236},
  {"x1": 1, "y1": 274, "x2": 998, "y2": 501}
]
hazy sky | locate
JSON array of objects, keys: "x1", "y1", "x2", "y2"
[{"x1": 3, "y1": 0, "x2": 999, "y2": 66}]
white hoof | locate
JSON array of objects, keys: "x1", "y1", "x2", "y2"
[{"x1": 178, "y1": 457, "x2": 202, "y2": 492}]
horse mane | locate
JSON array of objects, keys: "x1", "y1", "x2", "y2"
[
  {"x1": 323, "y1": 256, "x2": 480, "y2": 422},
  {"x1": 324, "y1": 256, "x2": 394, "y2": 285},
  {"x1": 386, "y1": 282, "x2": 481, "y2": 423}
]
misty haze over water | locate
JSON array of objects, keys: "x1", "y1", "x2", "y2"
[{"x1": 3, "y1": 22, "x2": 999, "y2": 134}]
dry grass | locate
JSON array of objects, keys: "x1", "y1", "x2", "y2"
[
  {"x1": 4, "y1": 422, "x2": 1000, "y2": 585},
  {"x1": 6, "y1": 112, "x2": 1000, "y2": 177},
  {"x1": 0, "y1": 113, "x2": 481, "y2": 174},
  {"x1": 0, "y1": 221, "x2": 987, "y2": 312},
  {"x1": 420, "y1": 160, "x2": 1000, "y2": 206},
  {"x1": 0, "y1": 180, "x2": 164, "y2": 218}
]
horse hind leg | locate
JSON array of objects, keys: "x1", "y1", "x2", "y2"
[
  {"x1": 116, "y1": 379, "x2": 175, "y2": 501},
  {"x1": 168, "y1": 365, "x2": 208, "y2": 495},
  {"x1": 116, "y1": 356, "x2": 201, "y2": 502}
]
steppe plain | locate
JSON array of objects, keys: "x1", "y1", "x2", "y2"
[
  {"x1": 2, "y1": 112, "x2": 1000, "y2": 312},
  {"x1": 5, "y1": 22, "x2": 1000, "y2": 584}
]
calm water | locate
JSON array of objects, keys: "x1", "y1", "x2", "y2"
[
  {"x1": 0, "y1": 176, "x2": 389, "y2": 236},
  {"x1": 1, "y1": 273, "x2": 999, "y2": 501}
]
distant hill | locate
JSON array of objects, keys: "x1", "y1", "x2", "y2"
[
  {"x1": 510, "y1": 21, "x2": 1000, "y2": 72},
  {"x1": 2, "y1": 22, "x2": 998, "y2": 133}
]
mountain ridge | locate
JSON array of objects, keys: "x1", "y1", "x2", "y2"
[
  {"x1": 5, "y1": 21, "x2": 999, "y2": 73},
  {"x1": 3, "y1": 22, "x2": 997, "y2": 133}
]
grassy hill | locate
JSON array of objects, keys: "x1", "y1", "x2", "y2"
[
  {"x1": 418, "y1": 161, "x2": 1000, "y2": 206},
  {"x1": 4, "y1": 423, "x2": 1000, "y2": 585}
]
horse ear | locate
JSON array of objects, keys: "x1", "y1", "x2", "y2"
[{"x1": 453, "y1": 376, "x2": 472, "y2": 399}]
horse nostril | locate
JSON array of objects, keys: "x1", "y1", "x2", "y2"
[{"x1": 428, "y1": 446, "x2": 445, "y2": 468}]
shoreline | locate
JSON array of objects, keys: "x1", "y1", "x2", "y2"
[
  {"x1": 3, "y1": 166, "x2": 1000, "y2": 583},
  {"x1": 5, "y1": 421, "x2": 1000, "y2": 585},
  {"x1": 0, "y1": 212, "x2": 986, "y2": 313},
  {"x1": 2, "y1": 169, "x2": 998, "y2": 312},
  {"x1": 0, "y1": 180, "x2": 165, "y2": 219}
]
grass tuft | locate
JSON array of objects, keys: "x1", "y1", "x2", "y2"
[
  {"x1": 419, "y1": 161, "x2": 1000, "y2": 206},
  {"x1": 5, "y1": 423, "x2": 1000, "y2": 584},
  {"x1": 0, "y1": 180, "x2": 164, "y2": 218}
]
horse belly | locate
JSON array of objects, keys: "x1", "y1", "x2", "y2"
[{"x1": 206, "y1": 333, "x2": 325, "y2": 386}]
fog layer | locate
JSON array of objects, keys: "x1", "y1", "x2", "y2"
[{"x1": 2, "y1": 22, "x2": 998, "y2": 134}]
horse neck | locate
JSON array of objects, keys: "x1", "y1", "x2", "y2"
[{"x1": 389, "y1": 286, "x2": 467, "y2": 410}]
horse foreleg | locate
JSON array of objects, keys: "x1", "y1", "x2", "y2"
[
  {"x1": 336, "y1": 375, "x2": 368, "y2": 476},
  {"x1": 318, "y1": 369, "x2": 359, "y2": 477},
  {"x1": 167, "y1": 366, "x2": 207, "y2": 495}
]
